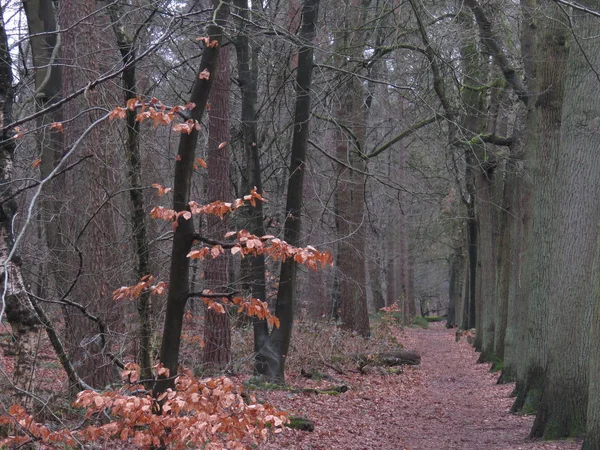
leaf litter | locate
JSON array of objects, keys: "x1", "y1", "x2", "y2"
[{"x1": 261, "y1": 323, "x2": 581, "y2": 450}]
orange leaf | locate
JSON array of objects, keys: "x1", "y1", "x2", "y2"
[
  {"x1": 109, "y1": 107, "x2": 127, "y2": 121},
  {"x1": 152, "y1": 183, "x2": 172, "y2": 197},
  {"x1": 49, "y1": 122, "x2": 64, "y2": 133},
  {"x1": 126, "y1": 98, "x2": 138, "y2": 111},
  {"x1": 199, "y1": 69, "x2": 210, "y2": 80},
  {"x1": 195, "y1": 158, "x2": 207, "y2": 168},
  {"x1": 268, "y1": 316, "x2": 281, "y2": 329},
  {"x1": 32, "y1": 158, "x2": 42, "y2": 168}
]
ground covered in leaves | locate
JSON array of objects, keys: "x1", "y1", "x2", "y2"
[{"x1": 260, "y1": 323, "x2": 581, "y2": 450}]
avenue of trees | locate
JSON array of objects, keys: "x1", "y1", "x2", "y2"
[{"x1": 0, "y1": 0, "x2": 599, "y2": 447}]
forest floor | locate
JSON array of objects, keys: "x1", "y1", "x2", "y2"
[{"x1": 261, "y1": 323, "x2": 582, "y2": 450}]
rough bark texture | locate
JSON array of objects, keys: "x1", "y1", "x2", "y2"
[
  {"x1": 202, "y1": 43, "x2": 232, "y2": 374},
  {"x1": 501, "y1": 0, "x2": 536, "y2": 387},
  {"x1": 475, "y1": 166, "x2": 500, "y2": 363},
  {"x1": 0, "y1": 6, "x2": 41, "y2": 396},
  {"x1": 58, "y1": 0, "x2": 122, "y2": 388},
  {"x1": 335, "y1": 0, "x2": 370, "y2": 337},
  {"x1": 497, "y1": 152, "x2": 525, "y2": 383},
  {"x1": 585, "y1": 239, "x2": 600, "y2": 449},
  {"x1": 530, "y1": 1, "x2": 600, "y2": 437},
  {"x1": 513, "y1": 0, "x2": 568, "y2": 414}
]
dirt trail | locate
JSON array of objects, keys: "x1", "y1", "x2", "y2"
[{"x1": 263, "y1": 323, "x2": 581, "y2": 450}]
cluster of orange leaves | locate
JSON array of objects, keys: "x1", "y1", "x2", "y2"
[
  {"x1": 188, "y1": 229, "x2": 333, "y2": 271},
  {"x1": 203, "y1": 294, "x2": 280, "y2": 329},
  {"x1": 108, "y1": 97, "x2": 199, "y2": 132},
  {"x1": 380, "y1": 303, "x2": 402, "y2": 314},
  {"x1": 0, "y1": 366, "x2": 287, "y2": 449},
  {"x1": 112, "y1": 274, "x2": 166, "y2": 302},
  {"x1": 150, "y1": 187, "x2": 265, "y2": 230}
]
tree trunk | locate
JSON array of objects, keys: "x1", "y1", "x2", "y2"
[
  {"x1": 584, "y1": 240, "x2": 600, "y2": 449},
  {"x1": 512, "y1": 0, "x2": 568, "y2": 414},
  {"x1": 501, "y1": 0, "x2": 536, "y2": 387},
  {"x1": 156, "y1": 0, "x2": 229, "y2": 394},
  {"x1": 457, "y1": 8, "x2": 484, "y2": 334},
  {"x1": 254, "y1": 0, "x2": 320, "y2": 381},
  {"x1": 108, "y1": 3, "x2": 153, "y2": 383},
  {"x1": 0, "y1": 7, "x2": 42, "y2": 398},
  {"x1": 369, "y1": 252, "x2": 385, "y2": 312},
  {"x1": 530, "y1": 1, "x2": 600, "y2": 437},
  {"x1": 475, "y1": 166, "x2": 500, "y2": 362},
  {"x1": 334, "y1": 0, "x2": 370, "y2": 337},
  {"x1": 202, "y1": 43, "x2": 232, "y2": 374},
  {"x1": 447, "y1": 246, "x2": 464, "y2": 328},
  {"x1": 497, "y1": 151, "x2": 525, "y2": 383}
]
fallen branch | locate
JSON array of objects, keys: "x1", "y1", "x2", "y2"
[{"x1": 351, "y1": 350, "x2": 421, "y2": 371}]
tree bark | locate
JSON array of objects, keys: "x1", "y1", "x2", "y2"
[
  {"x1": 108, "y1": 2, "x2": 153, "y2": 383},
  {"x1": 335, "y1": 0, "x2": 370, "y2": 337},
  {"x1": 512, "y1": 0, "x2": 568, "y2": 414},
  {"x1": 202, "y1": 42, "x2": 232, "y2": 373},
  {"x1": 531, "y1": 0, "x2": 600, "y2": 437},
  {"x1": 584, "y1": 239, "x2": 600, "y2": 449},
  {"x1": 156, "y1": 0, "x2": 229, "y2": 394},
  {"x1": 447, "y1": 246, "x2": 464, "y2": 328},
  {"x1": 257, "y1": 0, "x2": 320, "y2": 381},
  {"x1": 0, "y1": 6, "x2": 42, "y2": 397},
  {"x1": 232, "y1": 0, "x2": 269, "y2": 365}
]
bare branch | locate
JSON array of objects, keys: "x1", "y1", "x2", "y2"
[{"x1": 463, "y1": 0, "x2": 530, "y2": 105}]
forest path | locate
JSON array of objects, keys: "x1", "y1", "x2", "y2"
[{"x1": 264, "y1": 323, "x2": 581, "y2": 450}]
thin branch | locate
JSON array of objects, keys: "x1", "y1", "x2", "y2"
[
  {"x1": 554, "y1": 0, "x2": 600, "y2": 17},
  {"x1": 463, "y1": 0, "x2": 530, "y2": 104},
  {"x1": 366, "y1": 115, "x2": 438, "y2": 158},
  {"x1": 188, "y1": 291, "x2": 238, "y2": 298},
  {"x1": 193, "y1": 234, "x2": 237, "y2": 248}
]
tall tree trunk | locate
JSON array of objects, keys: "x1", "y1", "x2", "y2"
[
  {"x1": 0, "y1": 5, "x2": 42, "y2": 399},
  {"x1": 457, "y1": 8, "x2": 484, "y2": 334},
  {"x1": 475, "y1": 165, "x2": 501, "y2": 362},
  {"x1": 530, "y1": 0, "x2": 600, "y2": 437},
  {"x1": 256, "y1": 0, "x2": 320, "y2": 381},
  {"x1": 512, "y1": 0, "x2": 568, "y2": 414},
  {"x1": 108, "y1": 3, "x2": 153, "y2": 383},
  {"x1": 447, "y1": 246, "x2": 464, "y2": 328},
  {"x1": 585, "y1": 239, "x2": 600, "y2": 449},
  {"x1": 59, "y1": 0, "x2": 122, "y2": 388},
  {"x1": 500, "y1": 0, "x2": 536, "y2": 387},
  {"x1": 335, "y1": 0, "x2": 370, "y2": 337},
  {"x1": 202, "y1": 44, "x2": 232, "y2": 373},
  {"x1": 493, "y1": 164, "x2": 511, "y2": 370},
  {"x1": 156, "y1": 0, "x2": 229, "y2": 394},
  {"x1": 232, "y1": 0, "x2": 269, "y2": 365},
  {"x1": 496, "y1": 152, "x2": 524, "y2": 383}
]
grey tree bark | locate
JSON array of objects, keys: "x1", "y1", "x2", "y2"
[
  {"x1": 0, "y1": 5, "x2": 42, "y2": 398},
  {"x1": 512, "y1": 0, "x2": 569, "y2": 414},
  {"x1": 530, "y1": 0, "x2": 600, "y2": 437}
]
